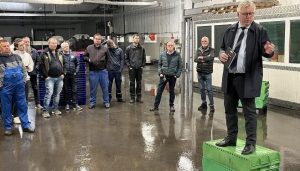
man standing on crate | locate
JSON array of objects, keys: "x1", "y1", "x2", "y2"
[
  {"x1": 216, "y1": 0, "x2": 274, "y2": 155},
  {"x1": 61, "y1": 42, "x2": 82, "y2": 111},
  {"x1": 125, "y1": 34, "x2": 146, "y2": 103},
  {"x1": 194, "y1": 36, "x2": 215, "y2": 113},
  {"x1": 149, "y1": 41, "x2": 182, "y2": 113}
]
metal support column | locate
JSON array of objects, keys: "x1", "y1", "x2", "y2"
[{"x1": 181, "y1": 17, "x2": 194, "y2": 118}]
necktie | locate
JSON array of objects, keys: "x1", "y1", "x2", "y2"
[{"x1": 229, "y1": 27, "x2": 246, "y2": 72}]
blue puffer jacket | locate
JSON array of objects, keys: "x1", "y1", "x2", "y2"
[{"x1": 158, "y1": 51, "x2": 183, "y2": 78}]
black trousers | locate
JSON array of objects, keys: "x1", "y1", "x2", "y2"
[
  {"x1": 129, "y1": 68, "x2": 143, "y2": 99},
  {"x1": 29, "y1": 74, "x2": 39, "y2": 105},
  {"x1": 63, "y1": 74, "x2": 77, "y2": 106},
  {"x1": 224, "y1": 74, "x2": 257, "y2": 145},
  {"x1": 108, "y1": 71, "x2": 122, "y2": 101},
  {"x1": 154, "y1": 76, "x2": 176, "y2": 108}
]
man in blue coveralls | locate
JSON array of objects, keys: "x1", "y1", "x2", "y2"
[{"x1": 0, "y1": 39, "x2": 35, "y2": 135}]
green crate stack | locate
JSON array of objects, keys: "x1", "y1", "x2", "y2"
[
  {"x1": 238, "y1": 81, "x2": 270, "y2": 109},
  {"x1": 202, "y1": 139, "x2": 280, "y2": 171}
]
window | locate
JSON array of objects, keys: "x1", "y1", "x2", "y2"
[
  {"x1": 290, "y1": 20, "x2": 300, "y2": 63},
  {"x1": 260, "y1": 21, "x2": 285, "y2": 62},
  {"x1": 196, "y1": 26, "x2": 211, "y2": 49},
  {"x1": 214, "y1": 24, "x2": 231, "y2": 54}
]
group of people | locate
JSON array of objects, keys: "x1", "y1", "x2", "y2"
[{"x1": 0, "y1": 0, "x2": 274, "y2": 156}]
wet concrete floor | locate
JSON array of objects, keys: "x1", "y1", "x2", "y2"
[{"x1": 0, "y1": 66, "x2": 299, "y2": 171}]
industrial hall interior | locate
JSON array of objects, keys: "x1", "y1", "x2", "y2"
[{"x1": 0, "y1": 0, "x2": 300, "y2": 170}]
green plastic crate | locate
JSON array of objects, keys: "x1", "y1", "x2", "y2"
[
  {"x1": 238, "y1": 81, "x2": 270, "y2": 109},
  {"x1": 202, "y1": 139, "x2": 280, "y2": 171},
  {"x1": 202, "y1": 157, "x2": 279, "y2": 171}
]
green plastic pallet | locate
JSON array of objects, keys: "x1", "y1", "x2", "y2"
[
  {"x1": 203, "y1": 139, "x2": 280, "y2": 171},
  {"x1": 202, "y1": 157, "x2": 279, "y2": 171}
]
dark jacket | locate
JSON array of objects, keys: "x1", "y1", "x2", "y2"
[
  {"x1": 107, "y1": 47, "x2": 124, "y2": 72},
  {"x1": 84, "y1": 44, "x2": 108, "y2": 71},
  {"x1": 158, "y1": 51, "x2": 183, "y2": 78},
  {"x1": 220, "y1": 21, "x2": 273, "y2": 98},
  {"x1": 28, "y1": 47, "x2": 40, "y2": 76},
  {"x1": 125, "y1": 44, "x2": 146, "y2": 69},
  {"x1": 194, "y1": 46, "x2": 215, "y2": 74},
  {"x1": 0, "y1": 53, "x2": 27, "y2": 87},
  {"x1": 62, "y1": 52, "x2": 79, "y2": 75},
  {"x1": 40, "y1": 49, "x2": 64, "y2": 78}
]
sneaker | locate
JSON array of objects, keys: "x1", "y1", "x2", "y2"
[
  {"x1": 36, "y1": 104, "x2": 43, "y2": 109},
  {"x1": 149, "y1": 107, "x2": 159, "y2": 111},
  {"x1": 65, "y1": 104, "x2": 70, "y2": 110},
  {"x1": 105, "y1": 103, "x2": 110, "y2": 108},
  {"x1": 23, "y1": 125, "x2": 35, "y2": 133},
  {"x1": 89, "y1": 104, "x2": 96, "y2": 109},
  {"x1": 13, "y1": 117, "x2": 21, "y2": 124},
  {"x1": 73, "y1": 104, "x2": 83, "y2": 111},
  {"x1": 198, "y1": 103, "x2": 207, "y2": 110},
  {"x1": 4, "y1": 129, "x2": 13, "y2": 136},
  {"x1": 53, "y1": 109, "x2": 62, "y2": 115},
  {"x1": 129, "y1": 99, "x2": 135, "y2": 103},
  {"x1": 170, "y1": 106, "x2": 175, "y2": 112},
  {"x1": 42, "y1": 111, "x2": 50, "y2": 118}
]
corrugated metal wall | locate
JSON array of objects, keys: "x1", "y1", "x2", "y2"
[
  {"x1": 113, "y1": 0, "x2": 181, "y2": 37},
  {"x1": 112, "y1": 0, "x2": 182, "y2": 60}
]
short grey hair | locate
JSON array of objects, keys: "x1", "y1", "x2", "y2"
[
  {"x1": 48, "y1": 37, "x2": 58, "y2": 44},
  {"x1": 61, "y1": 41, "x2": 69, "y2": 49},
  {"x1": 237, "y1": 0, "x2": 256, "y2": 12}
]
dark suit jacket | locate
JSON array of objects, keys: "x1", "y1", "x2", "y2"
[{"x1": 220, "y1": 21, "x2": 273, "y2": 98}]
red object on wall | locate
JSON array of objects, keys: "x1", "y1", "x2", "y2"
[{"x1": 149, "y1": 33, "x2": 156, "y2": 41}]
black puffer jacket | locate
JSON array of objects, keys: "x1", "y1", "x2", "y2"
[{"x1": 194, "y1": 46, "x2": 215, "y2": 74}]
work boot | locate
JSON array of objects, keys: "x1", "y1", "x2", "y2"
[
  {"x1": 210, "y1": 105, "x2": 215, "y2": 112},
  {"x1": 149, "y1": 107, "x2": 159, "y2": 111},
  {"x1": 198, "y1": 102, "x2": 207, "y2": 110},
  {"x1": 170, "y1": 106, "x2": 175, "y2": 112},
  {"x1": 136, "y1": 98, "x2": 143, "y2": 103}
]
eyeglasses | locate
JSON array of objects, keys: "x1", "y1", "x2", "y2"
[
  {"x1": 240, "y1": 12, "x2": 254, "y2": 16},
  {"x1": 167, "y1": 45, "x2": 174, "y2": 47}
]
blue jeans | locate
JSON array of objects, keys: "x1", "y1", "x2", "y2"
[
  {"x1": 198, "y1": 73, "x2": 214, "y2": 106},
  {"x1": 43, "y1": 77, "x2": 64, "y2": 111},
  {"x1": 89, "y1": 70, "x2": 109, "y2": 105}
]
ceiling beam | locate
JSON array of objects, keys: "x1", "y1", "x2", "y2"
[{"x1": 0, "y1": 13, "x2": 113, "y2": 17}]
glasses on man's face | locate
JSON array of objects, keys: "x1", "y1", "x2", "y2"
[{"x1": 240, "y1": 12, "x2": 254, "y2": 16}]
